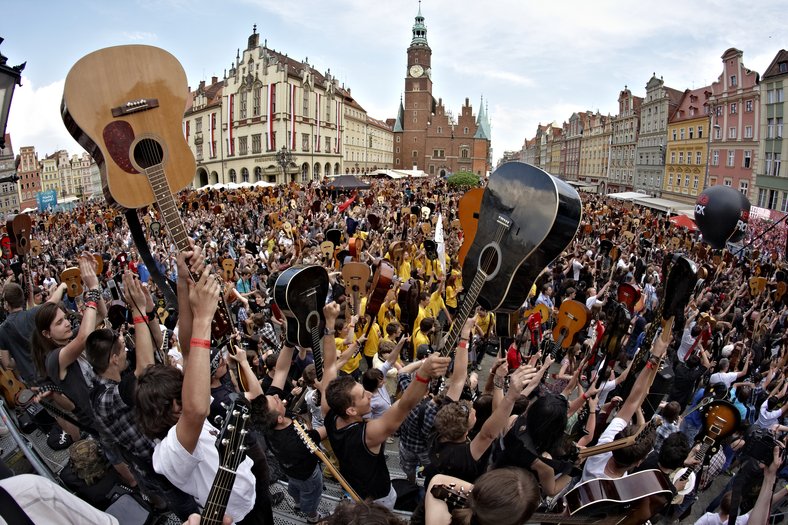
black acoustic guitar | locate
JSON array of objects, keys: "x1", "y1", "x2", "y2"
[
  {"x1": 273, "y1": 265, "x2": 329, "y2": 380},
  {"x1": 441, "y1": 163, "x2": 581, "y2": 356}
]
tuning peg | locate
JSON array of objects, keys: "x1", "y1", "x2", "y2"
[
  {"x1": 240, "y1": 445, "x2": 248, "y2": 452},
  {"x1": 221, "y1": 439, "x2": 229, "y2": 446},
  {"x1": 232, "y1": 410, "x2": 240, "y2": 417},
  {"x1": 227, "y1": 425, "x2": 236, "y2": 431},
  {"x1": 220, "y1": 402, "x2": 229, "y2": 410},
  {"x1": 214, "y1": 416, "x2": 224, "y2": 425}
]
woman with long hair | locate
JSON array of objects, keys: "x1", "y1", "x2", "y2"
[
  {"x1": 30, "y1": 255, "x2": 105, "y2": 438},
  {"x1": 424, "y1": 467, "x2": 540, "y2": 525}
]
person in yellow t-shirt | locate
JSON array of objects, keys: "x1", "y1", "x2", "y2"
[
  {"x1": 425, "y1": 280, "x2": 452, "y2": 328},
  {"x1": 411, "y1": 317, "x2": 435, "y2": 360},
  {"x1": 411, "y1": 291, "x2": 431, "y2": 341},
  {"x1": 445, "y1": 274, "x2": 462, "y2": 316},
  {"x1": 362, "y1": 320, "x2": 382, "y2": 369},
  {"x1": 397, "y1": 254, "x2": 412, "y2": 281},
  {"x1": 335, "y1": 317, "x2": 362, "y2": 380},
  {"x1": 471, "y1": 306, "x2": 496, "y2": 371}
]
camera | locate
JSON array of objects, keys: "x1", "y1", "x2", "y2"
[{"x1": 742, "y1": 427, "x2": 782, "y2": 465}]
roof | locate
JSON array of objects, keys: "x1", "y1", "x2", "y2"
[
  {"x1": 763, "y1": 49, "x2": 788, "y2": 79},
  {"x1": 669, "y1": 86, "x2": 711, "y2": 123},
  {"x1": 367, "y1": 116, "x2": 393, "y2": 131},
  {"x1": 324, "y1": 175, "x2": 371, "y2": 189},
  {"x1": 393, "y1": 99, "x2": 405, "y2": 133}
]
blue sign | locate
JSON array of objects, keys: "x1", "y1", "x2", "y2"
[{"x1": 36, "y1": 190, "x2": 58, "y2": 211}]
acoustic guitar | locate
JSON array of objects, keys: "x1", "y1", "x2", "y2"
[
  {"x1": 221, "y1": 258, "x2": 236, "y2": 282},
  {"x1": 547, "y1": 300, "x2": 590, "y2": 359},
  {"x1": 440, "y1": 164, "x2": 581, "y2": 357},
  {"x1": 431, "y1": 469, "x2": 673, "y2": 525},
  {"x1": 201, "y1": 394, "x2": 251, "y2": 525},
  {"x1": 62, "y1": 45, "x2": 232, "y2": 339},
  {"x1": 61, "y1": 267, "x2": 83, "y2": 298},
  {"x1": 273, "y1": 265, "x2": 329, "y2": 380},
  {"x1": 616, "y1": 283, "x2": 641, "y2": 313},
  {"x1": 341, "y1": 261, "x2": 370, "y2": 315},
  {"x1": 0, "y1": 365, "x2": 26, "y2": 408},
  {"x1": 456, "y1": 187, "x2": 483, "y2": 268}
]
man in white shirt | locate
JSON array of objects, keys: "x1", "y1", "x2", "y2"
[
  {"x1": 756, "y1": 396, "x2": 788, "y2": 429},
  {"x1": 581, "y1": 329, "x2": 671, "y2": 483},
  {"x1": 584, "y1": 278, "x2": 612, "y2": 310},
  {"x1": 709, "y1": 357, "x2": 750, "y2": 390}
]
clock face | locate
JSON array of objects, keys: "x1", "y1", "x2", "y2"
[{"x1": 409, "y1": 64, "x2": 424, "y2": 78}]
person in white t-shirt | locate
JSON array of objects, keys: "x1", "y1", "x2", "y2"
[
  {"x1": 708, "y1": 357, "x2": 750, "y2": 390},
  {"x1": 135, "y1": 249, "x2": 259, "y2": 524},
  {"x1": 581, "y1": 330, "x2": 671, "y2": 483},
  {"x1": 584, "y1": 278, "x2": 613, "y2": 310}
]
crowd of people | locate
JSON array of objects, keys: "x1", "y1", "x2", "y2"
[{"x1": 0, "y1": 172, "x2": 786, "y2": 525}]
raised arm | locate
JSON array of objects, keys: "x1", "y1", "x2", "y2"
[
  {"x1": 58, "y1": 256, "x2": 100, "y2": 374},
  {"x1": 617, "y1": 325, "x2": 671, "y2": 423},
  {"x1": 366, "y1": 354, "x2": 451, "y2": 449},
  {"x1": 445, "y1": 318, "x2": 473, "y2": 401},
  {"x1": 319, "y1": 302, "x2": 341, "y2": 416},
  {"x1": 124, "y1": 271, "x2": 154, "y2": 376},
  {"x1": 176, "y1": 265, "x2": 220, "y2": 454}
]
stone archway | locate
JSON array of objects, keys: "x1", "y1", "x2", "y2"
[
  {"x1": 197, "y1": 168, "x2": 208, "y2": 187},
  {"x1": 210, "y1": 171, "x2": 219, "y2": 184},
  {"x1": 313, "y1": 163, "x2": 321, "y2": 181}
]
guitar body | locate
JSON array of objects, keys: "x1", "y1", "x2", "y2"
[
  {"x1": 348, "y1": 237, "x2": 364, "y2": 261},
  {"x1": 61, "y1": 267, "x2": 83, "y2": 298},
  {"x1": 274, "y1": 265, "x2": 329, "y2": 349},
  {"x1": 397, "y1": 278, "x2": 420, "y2": 332},
  {"x1": 62, "y1": 45, "x2": 195, "y2": 209},
  {"x1": 0, "y1": 365, "x2": 26, "y2": 408},
  {"x1": 522, "y1": 303, "x2": 549, "y2": 324},
  {"x1": 564, "y1": 469, "x2": 673, "y2": 524},
  {"x1": 365, "y1": 260, "x2": 396, "y2": 329},
  {"x1": 7, "y1": 214, "x2": 33, "y2": 255},
  {"x1": 551, "y1": 300, "x2": 590, "y2": 350},
  {"x1": 461, "y1": 163, "x2": 582, "y2": 313},
  {"x1": 617, "y1": 283, "x2": 641, "y2": 313},
  {"x1": 456, "y1": 187, "x2": 483, "y2": 268},
  {"x1": 342, "y1": 262, "x2": 371, "y2": 314}
]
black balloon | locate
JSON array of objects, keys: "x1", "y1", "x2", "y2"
[
  {"x1": 727, "y1": 190, "x2": 751, "y2": 243},
  {"x1": 694, "y1": 185, "x2": 750, "y2": 249}
]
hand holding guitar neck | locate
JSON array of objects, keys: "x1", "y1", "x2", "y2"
[{"x1": 417, "y1": 354, "x2": 451, "y2": 382}]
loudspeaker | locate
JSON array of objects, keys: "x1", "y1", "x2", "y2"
[{"x1": 642, "y1": 360, "x2": 675, "y2": 420}]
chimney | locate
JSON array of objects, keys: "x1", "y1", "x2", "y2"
[
  {"x1": 212, "y1": 76, "x2": 218, "y2": 84},
  {"x1": 199, "y1": 80, "x2": 205, "y2": 90}
]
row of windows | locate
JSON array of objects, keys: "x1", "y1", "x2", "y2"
[
  {"x1": 757, "y1": 188, "x2": 788, "y2": 212},
  {"x1": 709, "y1": 149, "x2": 753, "y2": 168}
]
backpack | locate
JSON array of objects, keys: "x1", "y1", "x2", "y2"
[{"x1": 69, "y1": 439, "x2": 110, "y2": 486}]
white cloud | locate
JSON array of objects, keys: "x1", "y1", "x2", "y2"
[
  {"x1": 6, "y1": 76, "x2": 82, "y2": 157},
  {"x1": 122, "y1": 31, "x2": 158, "y2": 42}
]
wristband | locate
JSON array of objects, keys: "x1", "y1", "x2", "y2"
[
  {"x1": 414, "y1": 373, "x2": 430, "y2": 384},
  {"x1": 132, "y1": 315, "x2": 148, "y2": 324},
  {"x1": 190, "y1": 338, "x2": 211, "y2": 349},
  {"x1": 582, "y1": 393, "x2": 588, "y2": 400},
  {"x1": 458, "y1": 340, "x2": 468, "y2": 350},
  {"x1": 85, "y1": 301, "x2": 98, "y2": 310},
  {"x1": 646, "y1": 361, "x2": 655, "y2": 370},
  {"x1": 493, "y1": 378, "x2": 504, "y2": 389},
  {"x1": 146, "y1": 309, "x2": 156, "y2": 320}
]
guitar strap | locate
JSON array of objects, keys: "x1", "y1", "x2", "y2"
[
  {"x1": 125, "y1": 210, "x2": 178, "y2": 311},
  {"x1": 0, "y1": 485, "x2": 35, "y2": 525}
]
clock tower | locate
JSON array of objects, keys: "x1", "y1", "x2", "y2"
[{"x1": 399, "y1": 3, "x2": 433, "y2": 168}]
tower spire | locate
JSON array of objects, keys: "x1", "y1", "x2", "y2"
[{"x1": 411, "y1": 2, "x2": 428, "y2": 46}]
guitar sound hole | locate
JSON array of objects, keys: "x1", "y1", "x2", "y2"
[
  {"x1": 478, "y1": 245, "x2": 499, "y2": 276},
  {"x1": 134, "y1": 138, "x2": 164, "y2": 168}
]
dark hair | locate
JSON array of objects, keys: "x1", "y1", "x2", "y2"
[
  {"x1": 134, "y1": 364, "x2": 183, "y2": 439},
  {"x1": 435, "y1": 400, "x2": 473, "y2": 442},
  {"x1": 31, "y1": 302, "x2": 64, "y2": 376},
  {"x1": 419, "y1": 317, "x2": 435, "y2": 332},
  {"x1": 325, "y1": 375, "x2": 358, "y2": 418},
  {"x1": 2, "y1": 282, "x2": 25, "y2": 309},
  {"x1": 385, "y1": 322, "x2": 401, "y2": 336},
  {"x1": 250, "y1": 394, "x2": 280, "y2": 431},
  {"x1": 450, "y1": 467, "x2": 540, "y2": 525},
  {"x1": 525, "y1": 393, "x2": 568, "y2": 454},
  {"x1": 327, "y1": 500, "x2": 404, "y2": 525},
  {"x1": 362, "y1": 368, "x2": 384, "y2": 392},
  {"x1": 720, "y1": 492, "x2": 733, "y2": 515},
  {"x1": 658, "y1": 432, "x2": 690, "y2": 470},
  {"x1": 612, "y1": 424, "x2": 655, "y2": 468},
  {"x1": 85, "y1": 328, "x2": 122, "y2": 375},
  {"x1": 662, "y1": 401, "x2": 681, "y2": 423},
  {"x1": 264, "y1": 353, "x2": 278, "y2": 370}
]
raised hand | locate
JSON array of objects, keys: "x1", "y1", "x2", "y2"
[
  {"x1": 418, "y1": 354, "x2": 451, "y2": 379},
  {"x1": 79, "y1": 253, "x2": 99, "y2": 290},
  {"x1": 122, "y1": 270, "x2": 147, "y2": 314},
  {"x1": 189, "y1": 266, "x2": 220, "y2": 322}
]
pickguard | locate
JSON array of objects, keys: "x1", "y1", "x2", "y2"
[{"x1": 102, "y1": 121, "x2": 140, "y2": 174}]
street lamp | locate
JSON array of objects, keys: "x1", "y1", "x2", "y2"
[
  {"x1": 275, "y1": 146, "x2": 294, "y2": 184},
  {"x1": 702, "y1": 103, "x2": 722, "y2": 191},
  {"x1": 0, "y1": 38, "x2": 25, "y2": 150}
]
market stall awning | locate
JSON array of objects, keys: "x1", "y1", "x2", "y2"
[{"x1": 669, "y1": 214, "x2": 698, "y2": 231}]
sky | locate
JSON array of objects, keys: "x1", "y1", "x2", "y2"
[{"x1": 3, "y1": 0, "x2": 787, "y2": 165}]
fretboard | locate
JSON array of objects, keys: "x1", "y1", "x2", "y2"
[
  {"x1": 440, "y1": 269, "x2": 487, "y2": 357},
  {"x1": 201, "y1": 470, "x2": 237, "y2": 525},
  {"x1": 145, "y1": 164, "x2": 191, "y2": 254}
]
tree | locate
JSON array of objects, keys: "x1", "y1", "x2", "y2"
[{"x1": 446, "y1": 171, "x2": 481, "y2": 188}]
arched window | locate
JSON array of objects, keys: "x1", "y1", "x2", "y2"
[
  {"x1": 241, "y1": 167, "x2": 249, "y2": 182},
  {"x1": 314, "y1": 163, "x2": 321, "y2": 180},
  {"x1": 254, "y1": 167, "x2": 262, "y2": 182},
  {"x1": 335, "y1": 163, "x2": 341, "y2": 175},
  {"x1": 228, "y1": 169, "x2": 237, "y2": 183},
  {"x1": 301, "y1": 163, "x2": 309, "y2": 182},
  {"x1": 325, "y1": 163, "x2": 331, "y2": 177}
]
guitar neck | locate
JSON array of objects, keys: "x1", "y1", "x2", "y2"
[
  {"x1": 441, "y1": 269, "x2": 487, "y2": 357},
  {"x1": 201, "y1": 471, "x2": 237, "y2": 525},
  {"x1": 309, "y1": 326, "x2": 324, "y2": 382},
  {"x1": 146, "y1": 165, "x2": 192, "y2": 255}
]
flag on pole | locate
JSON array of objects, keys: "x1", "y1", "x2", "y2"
[
  {"x1": 435, "y1": 212, "x2": 446, "y2": 276},
  {"x1": 290, "y1": 84, "x2": 296, "y2": 150},
  {"x1": 316, "y1": 93, "x2": 321, "y2": 151},
  {"x1": 227, "y1": 95, "x2": 235, "y2": 155},
  {"x1": 267, "y1": 83, "x2": 275, "y2": 151}
]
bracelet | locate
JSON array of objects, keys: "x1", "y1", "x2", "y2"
[
  {"x1": 414, "y1": 373, "x2": 430, "y2": 384},
  {"x1": 190, "y1": 338, "x2": 211, "y2": 349},
  {"x1": 84, "y1": 288, "x2": 101, "y2": 304},
  {"x1": 132, "y1": 315, "x2": 148, "y2": 324},
  {"x1": 458, "y1": 340, "x2": 468, "y2": 349},
  {"x1": 493, "y1": 378, "x2": 504, "y2": 389},
  {"x1": 646, "y1": 361, "x2": 655, "y2": 370},
  {"x1": 85, "y1": 302, "x2": 97, "y2": 310},
  {"x1": 146, "y1": 309, "x2": 156, "y2": 320}
]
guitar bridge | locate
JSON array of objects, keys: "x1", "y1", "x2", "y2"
[
  {"x1": 496, "y1": 215, "x2": 513, "y2": 229},
  {"x1": 111, "y1": 98, "x2": 160, "y2": 117}
]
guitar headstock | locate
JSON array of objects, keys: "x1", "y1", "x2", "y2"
[
  {"x1": 292, "y1": 420, "x2": 319, "y2": 454},
  {"x1": 430, "y1": 483, "x2": 469, "y2": 510},
  {"x1": 8, "y1": 214, "x2": 33, "y2": 255},
  {"x1": 214, "y1": 394, "x2": 250, "y2": 469}
]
